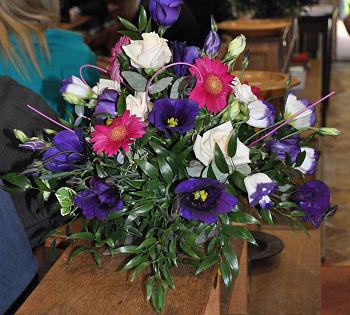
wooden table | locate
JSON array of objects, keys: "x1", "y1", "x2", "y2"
[
  {"x1": 219, "y1": 18, "x2": 296, "y2": 73},
  {"x1": 18, "y1": 241, "x2": 247, "y2": 315}
]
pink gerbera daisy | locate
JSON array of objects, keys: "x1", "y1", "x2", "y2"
[
  {"x1": 91, "y1": 110, "x2": 146, "y2": 156},
  {"x1": 189, "y1": 57, "x2": 235, "y2": 114},
  {"x1": 108, "y1": 36, "x2": 130, "y2": 83}
]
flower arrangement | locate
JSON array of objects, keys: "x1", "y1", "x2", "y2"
[{"x1": 2, "y1": 1, "x2": 341, "y2": 312}]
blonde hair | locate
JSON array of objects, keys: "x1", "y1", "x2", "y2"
[{"x1": 0, "y1": 0, "x2": 59, "y2": 79}]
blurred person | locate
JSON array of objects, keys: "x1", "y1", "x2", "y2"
[{"x1": 0, "y1": 0, "x2": 97, "y2": 117}]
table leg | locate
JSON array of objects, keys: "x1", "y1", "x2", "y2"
[{"x1": 321, "y1": 17, "x2": 333, "y2": 126}]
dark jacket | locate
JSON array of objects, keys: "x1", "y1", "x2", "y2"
[{"x1": 0, "y1": 76, "x2": 63, "y2": 248}]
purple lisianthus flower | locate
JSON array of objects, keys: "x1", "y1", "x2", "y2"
[
  {"x1": 173, "y1": 41, "x2": 201, "y2": 77},
  {"x1": 267, "y1": 138, "x2": 301, "y2": 163},
  {"x1": 74, "y1": 177, "x2": 123, "y2": 220},
  {"x1": 149, "y1": 0, "x2": 183, "y2": 27},
  {"x1": 295, "y1": 147, "x2": 320, "y2": 175},
  {"x1": 19, "y1": 139, "x2": 47, "y2": 152},
  {"x1": 244, "y1": 173, "x2": 276, "y2": 210},
  {"x1": 291, "y1": 180, "x2": 331, "y2": 228},
  {"x1": 94, "y1": 89, "x2": 118, "y2": 118},
  {"x1": 149, "y1": 98, "x2": 199, "y2": 137},
  {"x1": 247, "y1": 100, "x2": 276, "y2": 128},
  {"x1": 175, "y1": 178, "x2": 238, "y2": 223},
  {"x1": 203, "y1": 31, "x2": 220, "y2": 58},
  {"x1": 42, "y1": 130, "x2": 86, "y2": 172}
]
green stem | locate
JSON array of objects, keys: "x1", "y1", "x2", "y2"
[
  {"x1": 280, "y1": 128, "x2": 309, "y2": 140},
  {"x1": 244, "y1": 120, "x2": 285, "y2": 144}
]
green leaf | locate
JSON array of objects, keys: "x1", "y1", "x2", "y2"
[
  {"x1": 180, "y1": 241, "x2": 200, "y2": 260},
  {"x1": 92, "y1": 251, "x2": 102, "y2": 267},
  {"x1": 294, "y1": 150, "x2": 307, "y2": 167},
  {"x1": 68, "y1": 246, "x2": 90, "y2": 263},
  {"x1": 149, "y1": 77, "x2": 173, "y2": 94},
  {"x1": 34, "y1": 177, "x2": 52, "y2": 192},
  {"x1": 291, "y1": 210, "x2": 306, "y2": 217},
  {"x1": 138, "y1": 5, "x2": 147, "y2": 31},
  {"x1": 258, "y1": 209, "x2": 274, "y2": 225},
  {"x1": 220, "y1": 260, "x2": 232, "y2": 288},
  {"x1": 145, "y1": 18, "x2": 152, "y2": 33},
  {"x1": 121, "y1": 71, "x2": 148, "y2": 92},
  {"x1": 175, "y1": 147, "x2": 192, "y2": 163},
  {"x1": 55, "y1": 187, "x2": 76, "y2": 216},
  {"x1": 151, "y1": 285, "x2": 165, "y2": 313},
  {"x1": 230, "y1": 211, "x2": 260, "y2": 224},
  {"x1": 162, "y1": 264, "x2": 175, "y2": 289},
  {"x1": 227, "y1": 128, "x2": 238, "y2": 158},
  {"x1": 131, "y1": 261, "x2": 149, "y2": 282},
  {"x1": 122, "y1": 255, "x2": 148, "y2": 271},
  {"x1": 222, "y1": 245, "x2": 239, "y2": 277},
  {"x1": 146, "y1": 277, "x2": 155, "y2": 301},
  {"x1": 66, "y1": 232, "x2": 95, "y2": 241},
  {"x1": 117, "y1": 92, "x2": 126, "y2": 115},
  {"x1": 207, "y1": 163, "x2": 217, "y2": 179},
  {"x1": 170, "y1": 77, "x2": 185, "y2": 99},
  {"x1": 158, "y1": 157, "x2": 174, "y2": 184},
  {"x1": 221, "y1": 225, "x2": 257, "y2": 245},
  {"x1": 136, "y1": 160, "x2": 159, "y2": 180},
  {"x1": 136, "y1": 237, "x2": 157, "y2": 250},
  {"x1": 214, "y1": 143, "x2": 229, "y2": 174},
  {"x1": 229, "y1": 171, "x2": 246, "y2": 192},
  {"x1": 2, "y1": 173, "x2": 31, "y2": 190},
  {"x1": 149, "y1": 141, "x2": 169, "y2": 156},
  {"x1": 195, "y1": 253, "x2": 219, "y2": 275},
  {"x1": 132, "y1": 202, "x2": 155, "y2": 215},
  {"x1": 278, "y1": 201, "x2": 298, "y2": 209},
  {"x1": 118, "y1": 30, "x2": 142, "y2": 40},
  {"x1": 111, "y1": 245, "x2": 142, "y2": 254},
  {"x1": 118, "y1": 16, "x2": 139, "y2": 32}
]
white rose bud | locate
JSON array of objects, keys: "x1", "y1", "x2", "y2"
[
  {"x1": 193, "y1": 122, "x2": 251, "y2": 167},
  {"x1": 125, "y1": 92, "x2": 149, "y2": 121},
  {"x1": 223, "y1": 34, "x2": 246, "y2": 63},
  {"x1": 122, "y1": 32, "x2": 172, "y2": 69}
]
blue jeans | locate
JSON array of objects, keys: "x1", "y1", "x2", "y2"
[{"x1": 0, "y1": 182, "x2": 38, "y2": 314}]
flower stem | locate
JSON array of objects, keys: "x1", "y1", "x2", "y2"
[{"x1": 26, "y1": 104, "x2": 74, "y2": 132}]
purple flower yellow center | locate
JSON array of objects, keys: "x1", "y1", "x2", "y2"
[
  {"x1": 109, "y1": 126, "x2": 127, "y2": 141},
  {"x1": 205, "y1": 75, "x2": 223, "y2": 96},
  {"x1": 193, "y1": 189, "x2": 208, "y2": 202},
  {"x1": 167, "y1": 117, "x2": 179, "y2": 127}
]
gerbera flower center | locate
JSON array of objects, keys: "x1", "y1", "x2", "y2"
[
  {"x1": 193, "y1": 190, "x2": 208, "y2": 202},
  {"x1": 205, "y1": 75, "x2": 223, "y2": 96},
  {"x1": 167, "y1": 117, "x2": 179, "y2": 128},
  {"x1": 109, "y1": 126, "x2": 127, "y2": 141}
]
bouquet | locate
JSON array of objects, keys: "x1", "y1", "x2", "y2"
[{"x1": 2, "y1": 1, "x2": 340, "y2": 312}]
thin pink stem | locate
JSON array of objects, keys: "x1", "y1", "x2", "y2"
[
  {"x1": 248, "y1": 91, "x2": 336, "y2": 147},
  {"x1": 145, "y1": 62, "x2": 204, "y2": 109},
  {"x1": 79, "y1": 64, "x2": 109, "y2": 85},
  {"x1": 26, "y1": 105, "x2": 74, "y2": 133}
]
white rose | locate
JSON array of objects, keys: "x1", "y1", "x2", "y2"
[
  {"x1": 193, "y1": 122, "x2": 251, "y2": 167},
  {"x1": 92, "y1": 79, "x2": 120, "y2": 95},
  {"x1": 122, "y1": 32, "x2": 172, "y2": 69},
  {"x1": 125, "y1": 92, "x2": 149, "y2": 121},
  {"x1": 232, "y1": 77, "x2": 258, "y2": 104}
]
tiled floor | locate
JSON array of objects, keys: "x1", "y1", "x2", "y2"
[{"x1": 323, "y1": 62, "x2": 350, "y2": 266}]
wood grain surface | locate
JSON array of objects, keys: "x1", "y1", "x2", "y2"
[{"x1": 18, "y1": 241, "x2": 244, "y2": 315}]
